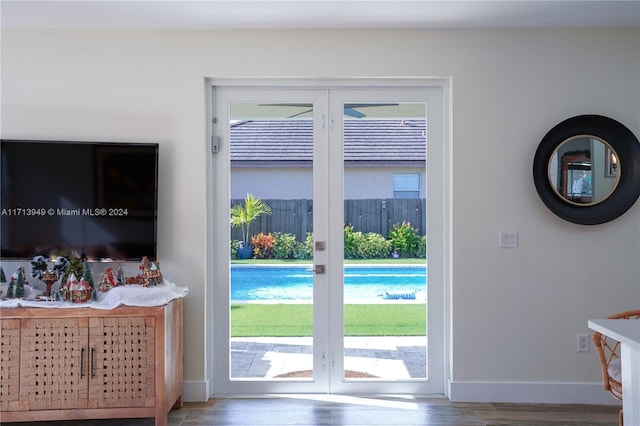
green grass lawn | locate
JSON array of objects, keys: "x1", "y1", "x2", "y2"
[{"x1": 231, "y1": 303, "x2": 426, "y2": 337}]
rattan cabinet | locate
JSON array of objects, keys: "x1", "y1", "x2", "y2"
[{"x1": 0, "y1": 298, "x2": 183, "y2": 426}]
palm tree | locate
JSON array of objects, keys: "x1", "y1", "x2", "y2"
[{"x1": 230, "y1": 193, "x2": 272, "y2": 247}]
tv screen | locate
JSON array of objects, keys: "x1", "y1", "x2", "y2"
[{"x1": 1, "y1": 140, "x2": 159, "y2": 261}]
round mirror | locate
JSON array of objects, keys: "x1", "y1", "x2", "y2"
[
  {"x1": 548, "y1": 136, "x2": 620, "y2": 206},
  {"x1": 533, "y1": 115, "x2": 640, "y2": 225}
]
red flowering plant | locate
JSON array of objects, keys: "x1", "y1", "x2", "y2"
[{"x1": 251, "y1": 232, "x2": 276, "y2": 259}]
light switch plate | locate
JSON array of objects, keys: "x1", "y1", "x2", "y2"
[{"x1": 499, "y1": 231, "x2": 518, "y2": 248}]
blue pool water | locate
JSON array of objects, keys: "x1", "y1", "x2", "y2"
[{"x1": 231, "y1": 265, "x2": 426, "y2": 302}]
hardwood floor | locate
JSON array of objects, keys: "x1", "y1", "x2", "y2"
[{"x1": 2, "y1": 397, "x2": 621, "y2": 425}]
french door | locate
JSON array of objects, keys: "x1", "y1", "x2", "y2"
[{"x1": 211, "y1": 81, "x2": 445, "y2": 395}]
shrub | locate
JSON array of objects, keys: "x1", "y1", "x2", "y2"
[
  {"x1": 417, "y1": 236, "x2": 427, "y2": 258},
  {"x1": 251, "y1": 232, "x2": 276, "y2": 259},
  {"x1": 388, "y1": 221, "x2": 422, "y2": 258},
  {"x1": 344, "y1": 225, "x2": 362, "y2": 259},
  {"x1": 273, "y1": 232, "x2": 299, "y2": 259},
  {"x1": 344, "y1": 226, "x2": 391, "y2": 259},
  {"x1": 230, "y1": 240, "x2": 241, "y2": 259},
  {"x1": 362, "y1": 232, "x2": 392, "y2": 258},
  {"x1": 296, "y1": 233, "x2": 314, "y2": 260}
]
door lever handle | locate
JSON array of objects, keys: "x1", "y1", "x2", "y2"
[{"x1": 307, "y1": 265, "x2": 326, "y2": 274}]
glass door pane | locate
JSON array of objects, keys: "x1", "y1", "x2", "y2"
[
  {"x1": 326, "y1": 87, "x2": 443, "y2": 395},
  {"x1": 342, "y1": 102, "x2": 427, "y2": 382},
  {"x1": 229, "y1": 102, "x2": 316, "y2": 381}
]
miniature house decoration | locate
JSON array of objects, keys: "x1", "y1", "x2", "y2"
[
  {"x1": 98, "y1": 266, "x2": 125, "y2": 292},
  {"x1": 72, "y1": 277, "x2": 92, "y2": 303},
  {"x1": 138, "y1": 256, "x2": 163, "y2": 287},
  {"x1": 61, "y1": 273, "x2": 91, "y2": 303}
]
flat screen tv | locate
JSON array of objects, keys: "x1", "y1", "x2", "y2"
[{"x1": 1, "y1": 140, "x2": 159, "y2": 261}]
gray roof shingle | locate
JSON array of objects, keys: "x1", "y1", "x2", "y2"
[{"x1": 230, "y1": 119, "x2": 425, "y2": 164}]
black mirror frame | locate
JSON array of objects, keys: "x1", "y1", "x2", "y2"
[{"x1": 533, "y1": 114, "x2": 640, "y2": 225}]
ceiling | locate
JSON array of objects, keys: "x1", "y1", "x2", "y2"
[{"x1": 1, "y1": 1, "x2": 639, "y2": 30}]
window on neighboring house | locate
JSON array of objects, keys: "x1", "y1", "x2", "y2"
[{"x1": 393, "y1": 173, "x2": 420, "y2": 198}]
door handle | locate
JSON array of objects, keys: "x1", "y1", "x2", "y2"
[
  {"x1": 306, "y1": 265, "x2": 325, "y2": 274},
  {"x1": 313, "y1": 265, "x2": 326, "y2": 274},
  {"x1": 90, "y1": 348, "x2": 95, "y2": 378}
]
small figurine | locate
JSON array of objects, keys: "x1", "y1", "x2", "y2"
[
  {"x1": 6, "y1": 274, "x2": 15, "y2": 299},
  {"x1": 59, "y1": 271, "x2": 92, "y2": 303},
  {"x1": 116, "y1": 266, "x2": 126, "y2": 286},
  {"x1": 53, "y1": 256, "x2": 69, "y2": 275},
  {"x1": 99, "y1": 267, "x2": 120, "y2": 292},
  {"x1": 59, "y1": 256, "x2": 83, "y2": 290},
  {"x1": 71, "y1": 277, "x2": 92, "y2": 303},
  {"x1": 0, "y1": 266, "x2": 6, "y2": 298},
  {"x1": 9, "y1": 267, "x2": 26, "y2": 299},
  {"x1": 138, "y1": 256, "x2": 163, "y2": 287},
  {"x1": 31, "y1": 255, "x2": 60, "y2": 297},
  {"x1": 60, "y1": 272, "x2": 75, "y2": 301},
  {"x1": 81, "y1": 261, "x2": 95, "y2": 300}
]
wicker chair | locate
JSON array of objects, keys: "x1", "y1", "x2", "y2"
[{"x1": 592, "y1": 309, "x2": 640, "y2": 426}]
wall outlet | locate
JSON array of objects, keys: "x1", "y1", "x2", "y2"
[{"x1": 577, "y1": 334, "x2": 590, "y2": 352}]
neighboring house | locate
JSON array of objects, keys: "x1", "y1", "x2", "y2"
[{"x1": 230, "y1": 119, "x2": 426, "y2": 200}]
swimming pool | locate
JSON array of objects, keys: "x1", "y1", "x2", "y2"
[{"x1": 231, "y1": 265, "x2": 427, "y2": 302}]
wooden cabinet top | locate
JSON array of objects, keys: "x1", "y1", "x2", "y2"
[{"x1": 0, "y1": 300, "x2": 177, "y2": 319}]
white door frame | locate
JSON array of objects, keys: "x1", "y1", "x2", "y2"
[{"x1": 207, "y1": 78, "x2": 451, "y2": 397}]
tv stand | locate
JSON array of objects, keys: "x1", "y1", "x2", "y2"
[{"x1": 0, "y1": 298, "x2": 183, "y2": 426}]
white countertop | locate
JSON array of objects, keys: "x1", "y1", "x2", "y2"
[{"x1": 588, "y1": 319, "x2": 640, "y2": 351}]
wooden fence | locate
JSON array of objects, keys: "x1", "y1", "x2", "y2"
[{"x1": 230, "y1": 198, "x2": 426, "y2": 242}]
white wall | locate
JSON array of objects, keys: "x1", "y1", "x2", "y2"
[
  {"x1": 231, "y1": 167, "x2": 423, "y2": 199},
  {"x1": 2, "y1": 28, "x2": 639, "y2": 404},
  {"x1": 345, "y1": 168, "x2": 424, "y2": 199},
  {"x1": 232, "y1": 168, "x2": 312, "y2": 199}
]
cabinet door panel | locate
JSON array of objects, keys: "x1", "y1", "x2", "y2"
[
  {"x1": 19, "y1": 318, "x2": 89, "y2": 410},
  {"x1": 88, "y1": 316, "x2": 156, "y2": 408},
  {"x1": 0, "y1": 319, "x2": 21, "y2": 411}
]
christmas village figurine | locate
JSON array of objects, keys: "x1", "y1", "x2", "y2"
[
  {"x1": 81, "y1": 261, "x2": 95, "y2": 298},
  {"x1": 139, "y1": 256, "x2": 163, "y2": 287},
  {"x1": 7, "y1": 267, "x2": 27, "y2": 299},
  {"x1": 74, "y1": 277, "x2": 92, "y2": 303},
  {"x1": 60, "y1": 273, "x2": 92, "y2": 303},
  {"x1": 6, "y1": 268, "x2": 15, "y2": 299},
  {"x1": 59, "y1": 256, "x2": 84, "y2": 292},
  {"x1": 53, "y1": 256, "x2": 94, "y2": 302},
  {"x1": 31, "y1": 255, "x2": 62, "y2": 297},
  {"x1": 0, "y1": 266, "x2": 5, "y2": 298},
  {"x1": 98, "y1": 267, "x2": 118, "y2": 292},
  {"x1": 125, "y1": 256, "x2": 164, "y2": 287},
  {"x1": 59, "y1": 256, "x2": 85, "y2": 300},
  {"x1": 98, "y1": 266, "x2": 125, "y2": 292},
  {"x1": 59, "y1": 273, "x2": 72, "y2": 301}
]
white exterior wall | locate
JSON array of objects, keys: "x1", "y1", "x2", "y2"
[
  {"x1": 231, "y1": 168, "x2": 312, "y2": 199},
  {"x1": 231, "y1": 167, "x2": 423, "y2": 200},
  {"x1": 345, "y1": 168, "x2": 424, "y2": 199},
  {"x1": 1, "y1": 28, "x2": 638, "y2": 404}
]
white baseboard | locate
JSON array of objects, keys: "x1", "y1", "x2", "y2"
[
  {"x1": 183, "y1": 380, "x2": 210, "y2": 402},
  {"x1": 448, "y1": 380, "x2": 621, "y2": 405},
  {"x1": 182, "y1": 379, "x2": 619, "y2": 405}
]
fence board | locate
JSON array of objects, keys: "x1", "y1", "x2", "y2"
[{"x1": 231, "y1": 198, "x2": 425, "y2": 242}]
